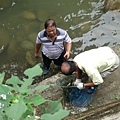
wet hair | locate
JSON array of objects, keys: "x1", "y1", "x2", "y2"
[
  {"x1": 44, "y1": 19, "x2": 56, "y2": 29},
  {"x1": 62, "y1": 61, "x2": 76, "y2": 75}
]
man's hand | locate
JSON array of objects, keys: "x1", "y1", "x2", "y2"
[
  {"x1": 35, "y1": 53, "x2": 40, "y2": 58},
  {"x1": 74, "y1": 79, "x2": 82, "y2": 85},
  {"x1": 77, "y1": 83, "x2": 85, "y2": 90},
  {"x1": 64, "y1": 51, "x2": 70, "y2": 59}
]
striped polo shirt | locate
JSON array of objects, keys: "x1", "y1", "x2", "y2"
[{"x1": 36, "y1": 28, "x2": 72, "y2": 59}]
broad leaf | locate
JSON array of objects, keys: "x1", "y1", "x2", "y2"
[
  {"x1": 24, "y1": 63, "x2": 43, "y2": 79},
  {"x1": 34, "y1": 85, "x2": 51, "y2": 91},
  {"x1": 5, "y1": 99, "x2": 27, "y2": 120},
  {"x1": 0, "y1": 94, "x2": 13, "y2": 110},
  {"x1": 6, "y1": 75, "x2": 23, "y2": 86},
  {"x1": 43, "y1": 100, "x2": 63, "y2": 114},
  {"x1": 22, "y1": 78, "x2": 34, "y2": 88},
  {"x1": 31, "y1": 94, "x2": 47, "y2": 106},
  {"x1": 22, "y1": 104, "x2": 34, "y2": 119},
  {"x1": 0, "y1": 72, "x2": 5, "y2": 84},
  {"x1": 40, "y1": 109, "x2": 69, "y2": 120},
  {"x1": 0, "y1": 84, "x2": 11, "y2": 94},
  {"x1": 0, "y1": 115, "x2": 4, "y2": 120}
]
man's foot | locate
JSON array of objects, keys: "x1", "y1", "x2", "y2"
[{"x1": 42, "y1": 67, "x2": 50, "y2": 75}]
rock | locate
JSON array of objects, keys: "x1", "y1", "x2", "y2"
[
  {"x1": 21, "y1": 40, "x2": 34, "y2": 50},
  {"x1": 7, "y1": 40, "x2": 17, "y2": 54},
  {"x1": 104, "y1": 0, "x2": 120, "y2": 10},
  {"x1": 22, "y1": 11, "x2": 36, "y2": 20},
  {"x1": 26, "y1": 51, "x2": 35, "y2": 66},
  {"x1": 36, "y1": 10, "x2": 49, "y2": 22},
  {"x1": 30, "y1": 72, "x2": 76, "y2": 104},
  {"x1": 28, "y1": 32, "x2": 37, "y2": 43}
]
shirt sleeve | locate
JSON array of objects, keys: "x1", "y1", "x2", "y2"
[
  {"x1": 84, "y1": 65, "x2": 104, "y2": 85},
  {"x1": 36, "y1": 32, "x2": 42, "y2": 44},
  {"x1": 64, "y1": 31, "x2": 72, "y2": 43}
]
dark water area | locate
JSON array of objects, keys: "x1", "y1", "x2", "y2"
[{"x1": 0, "y1": 0, "x2": 120, "y2": 82}]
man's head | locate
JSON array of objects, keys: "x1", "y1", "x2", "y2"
[
  {"x1": 44, "y1": 19, "x2": 57, "y2": 37},
  {"x1": 61, "y1": 61, "x2": 77, "y2": 75}
]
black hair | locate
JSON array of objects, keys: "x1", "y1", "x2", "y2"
[
  {"x1": 62, "y1": 61, "x2": 76, "y2": 75},
  {"x1": 44, "y1": 19, "x2": 56, "y2": 29}
]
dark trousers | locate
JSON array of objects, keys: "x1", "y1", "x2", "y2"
[{"x1": 42, "y1": 52, "x2": 67, "y2": 68}]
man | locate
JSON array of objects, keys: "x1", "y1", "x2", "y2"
[
  {"x1": 61, "y1": 46, "x2": 119, "y2": 89},
  {"x1": 35, "y1": 19, "x2": 72, "y2": 75}
]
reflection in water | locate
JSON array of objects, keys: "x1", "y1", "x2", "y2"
[
  {"x1": 73, "y1": 10, "x2": 120, "y2": 53},
  {"x1": 0, "y1": 0, "x2": 120, "y2": 81}
]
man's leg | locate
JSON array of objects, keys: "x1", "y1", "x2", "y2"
[
  {"x1": 53, "y1": 52, "x2": 67, "y2": 66},
  {"x1": 42, "y1": 52, "x2": 52, "y2": 75}
]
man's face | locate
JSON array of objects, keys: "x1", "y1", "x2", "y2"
[{"x1": 46, "y1": 26, "x2": 56, "y2": 37}]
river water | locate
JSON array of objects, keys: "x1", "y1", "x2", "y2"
[{"x1": 0, "y1": 0, "x2": 120, "y2": 81}]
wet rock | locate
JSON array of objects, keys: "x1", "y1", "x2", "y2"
[
  {"x1": 21, "y1": 40, "x2": 34, "y2": 50},
  {"x1": 7, "y1": 40, "x2": 17, "y2": 54},
  {"x1": 30, "y1": 73, "x2": 66, "y2": 101},
  {"x1": 104, "y1": 0, "x2": 120, "y2": 10},
  {"x1": 22, "y1": 11, "x2": 36, "y2": 20},
  {"x1": 26, "y1": 51, "x2": 35, "y2": 66},
  {"x1": 28, "y1": 32, "x2": 37, "y2": 43},
  {"x1": 36, "y1": 10, "x2": 49, "y2": 22}
]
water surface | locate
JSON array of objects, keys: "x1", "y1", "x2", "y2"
[{"x1": 0, "y1": 0, "x2": 120, "y2": 80}]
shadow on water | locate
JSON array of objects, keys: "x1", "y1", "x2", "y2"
[{"x1": 0, "y1": 0, "x2": 120, "y2": 83}]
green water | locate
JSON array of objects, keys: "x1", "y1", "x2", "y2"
[{"x1": 0, "y1": 0, "x2": 120, "y2": 80}]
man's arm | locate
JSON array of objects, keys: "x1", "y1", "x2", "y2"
[
  {"x1": 64, "y1": 42, "x2": 72, "y2": 59},
  {"x1": 35, "y1": 44, "x2": 41, "y2": 58},
  {"x1": 84, "y1": 82, "x2": 95, "y2": 87}
]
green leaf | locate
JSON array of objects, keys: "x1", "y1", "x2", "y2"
[
  {"x1": 0, "y1": 72, "x2": 5, "y2": 84},
  {"x1": 0, "y1": 84, "x2": 11, "y2": 94},
  {"x1": 0, "y1": 115, "x2": 4, "y2": 120},
  {"x1": 40, "y1": 109, "x2": 69, "y2": 120},
  {"x1": 34, "y1": 85, "x2": 51, "y2": 91},
  {"x1": 0, "y1": 94, "x2": 13, "y2": 110},
  {"x1": 6, "y1": 75, "x2": 29, "y2": 93},
  {"x1": 22, "y1": 104, "x2": 34, "y2": 119},
  {"x1": 43, "y1": 100, "x2": 63, "y2": 114},
  {"x1": 31, "y1": 94, "x2": 47, "y2": 106},
  {"x1": 24, "y1": 63, "x2": 43, "y2": 79},
  {"x1": 5, "y1": 99, "x2": 27, "y2": 120},
  {"x1": 6, "y1": 75, "x2": 23, "y2": 86},
  {"x1": 22, "y1": 78, "x2": 34, "y2": 88}
]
